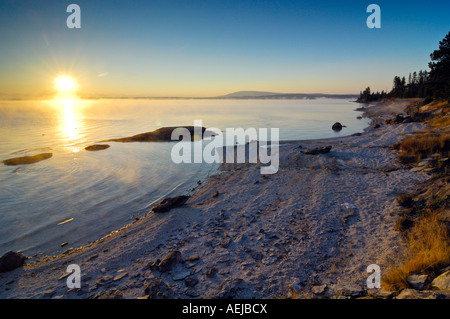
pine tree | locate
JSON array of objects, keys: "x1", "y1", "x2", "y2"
[{"x1": 428, "y1": 31, "x2": 450, "y2": 99}]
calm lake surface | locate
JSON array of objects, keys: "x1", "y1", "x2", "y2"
[{"x1": 0, "y1": 98, "x2": 369, "y2": 256}]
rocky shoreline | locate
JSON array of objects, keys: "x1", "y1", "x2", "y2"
[{"x1": 0, "y1": 99, "x2": 448, "y2": 299}]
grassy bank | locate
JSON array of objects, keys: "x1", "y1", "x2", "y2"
[{"x1": 382, "y1": 99, "x2": 450, "y2": 291}]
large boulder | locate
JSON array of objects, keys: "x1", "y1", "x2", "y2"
[
  {"x1": 332, "y1": 122, "x2": 343, "y2": 131},
  {"x1": 0, "y1": 251, "x2": 27, "y2": 273}
]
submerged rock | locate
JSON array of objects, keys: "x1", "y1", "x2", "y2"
[
  {"x1": 0, "y1": 251, "x2": 27, "y2": 273},
  {"x1": 102, "y1": 126, "x2": 215, "y2": 143},
  {"x1": 85, "y1": 144, "x2": 110, "y2": 151},
  {"x1": 2, "y1": 153, "x2": 52, "y2": 166}
]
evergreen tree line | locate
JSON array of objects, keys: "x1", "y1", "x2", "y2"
[{"x1": 359, "y1": 31, "x2": 450, "y2": 103}]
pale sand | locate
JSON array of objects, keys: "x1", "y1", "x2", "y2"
[{"x1": 0, "y1": 99, "x2": 430, "y2": 298}]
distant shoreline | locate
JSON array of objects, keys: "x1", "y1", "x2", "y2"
[{"x1": 0, "y1": 92, "x2": 359, "y2": 101}]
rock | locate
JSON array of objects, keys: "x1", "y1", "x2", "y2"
[
  {"x1": 396, "y1": 289, "x2": 449, "y2": 299},
  {"x1": 250, "y1": 251, "x2": 264, "y2": 261},
  {"x1": 85, "y1": 144, "x2": 110, "y2": 151},
  {"x1": 218, "y1": 278, "x2": 247, "y2": 298},
  {"x1": 113, "y1": 272, "x2": 128, "y2": 281},
  {"x1": 332, "y1": 122, "x2": 343, "y2": 131},
  {"x1": 96, "y1": 275, "x2": 113, "y2": 286},
  {"x1": 42, "y1": 289, "x2": 56, "y2": 298},
  {"x1": 102, "y1": 126, "x2": 215, "y2": 143},
  {"x1": 410, "y1": 166, "x2": 426, "y2": 173},
  {"x1": 172, "y1": 270, "x2": 191, "y2": 281},
  {"x1": 432, "y1": 271, "x2": 450, "y2": 290},
  {"x1": 158, "y1": 250, "x2": 182, "y2": 272},
  {"x1": 95, "y1": 289, "x2": 124, "y2": 299},
  {"x1": 407, "y1": 274, "x2": 428, "y2": 290},
  {"x1": 386, "y1": 114, "x2": 413, "y2": 125},
  {"x1": 301, "y1": 146, "x2": 332, "y2": 155},
  {"x1": 146, "y1": 259, "x2": 161, "y2": 271},
  {"x1": 3, "y1": 153, "x2": 52, "y2": 166},
  {"x1": 0, "y1": 251, "x2": 27, "y2": 273},
  {"x1": 367, "y1": 289, "x2": 394, "y2": 299},
  {"x1": 144, "y1": 278, "x2": 173, "y2": 299},
  {"x1": 205, "y1": 266, "x2": 218, "y2": 278},
  {"x1": 290, "y1": 278, "x2": 303, "y2": 293},
  {"x1": 87, "y1": 254, "x2": 99, "y2": 261},
  {"x1": 185, "y1": 255, "x2": 200, "y2": 268},
  {"x1": 340, "y1": 284, "x2": 365, "y2": 298},
  {"x1": 151, "y1": 196, "x2": 190, "y2": 213},
  {"x1": 220, "y1": 237, "x2": 232, "y2": 248},
  {"x1": 185, "y1": 255, "x2": 200, "y2": 262},
  {"x1": 185, "y1": 276, "x2": 199, "y2": 288},
  {"x1": 312, "y1": 284, "x2": 327, "y2": 295},
  {"x1": 340, "y1": 203, "x2": 357, "y2": 222}
]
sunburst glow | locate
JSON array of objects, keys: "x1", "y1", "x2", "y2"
[{"x1": 54, "y1": 75, "x2": 79, "y2": 95}]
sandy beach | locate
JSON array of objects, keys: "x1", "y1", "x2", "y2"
[{"x1": 0, "y1": 99, "x2": 432, "y2": 299}]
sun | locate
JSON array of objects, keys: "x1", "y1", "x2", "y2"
[{"x1": 54, "y1": 75, "x2": 79, "y2": 95}]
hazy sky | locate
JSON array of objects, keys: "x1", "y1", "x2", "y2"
[{"x1": 0, "y1": 0, "x2": 449, "y2": 97}]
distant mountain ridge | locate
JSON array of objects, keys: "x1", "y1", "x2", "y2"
[
  {"x1": 216, "y1": 91, "x2": 358, "y2": 99},
  {"x1": 218, "y1": 91, "x2": 280, "y2": 98}
]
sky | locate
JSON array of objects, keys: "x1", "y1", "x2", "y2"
[{"x1": 0, "y1": 0, "x2": 449, "y2": 98}]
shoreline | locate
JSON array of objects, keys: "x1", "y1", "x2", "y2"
[{"x1": 0, "y1": 99, "x2": 432, "y2": 298}]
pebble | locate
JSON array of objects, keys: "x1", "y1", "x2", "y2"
[
  {"x1": 312, "y1": 284, "x2": 327, "y2": 295},
  {"x1": 172, "y1": 270, "x2": 191, "y2": 281},
  {"x1": 113, "y1": 272, "x2": 128, "y2": 281}
]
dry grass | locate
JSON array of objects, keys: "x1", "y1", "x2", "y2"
[
  {"x1": 421, "y1": 100, "x2": 449, "y2": 127},
  {"x1": 382, "y1": 213, "x2": 450, "y2": 291},
  {"x1": 428, "y1": 115, "x2": 450, "y2": 128},
  {"x1": 397, "y1": 133, "x2": 450, "y2": 163},
  {"x1": 383, "y1": 99, "x2": 450, "y2": 292}
]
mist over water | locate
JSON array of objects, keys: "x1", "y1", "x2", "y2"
[{"x1": 0, "y1": 98, "x2": 369, "y2": 256}]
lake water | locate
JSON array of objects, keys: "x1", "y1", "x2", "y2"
[{"x1": 0, "y1": 98, "x2": 369, "y2": 257}]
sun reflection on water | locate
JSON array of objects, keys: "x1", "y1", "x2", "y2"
[{"x1": 51, "y1": 97, "x2": 86, "y2": 153}]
